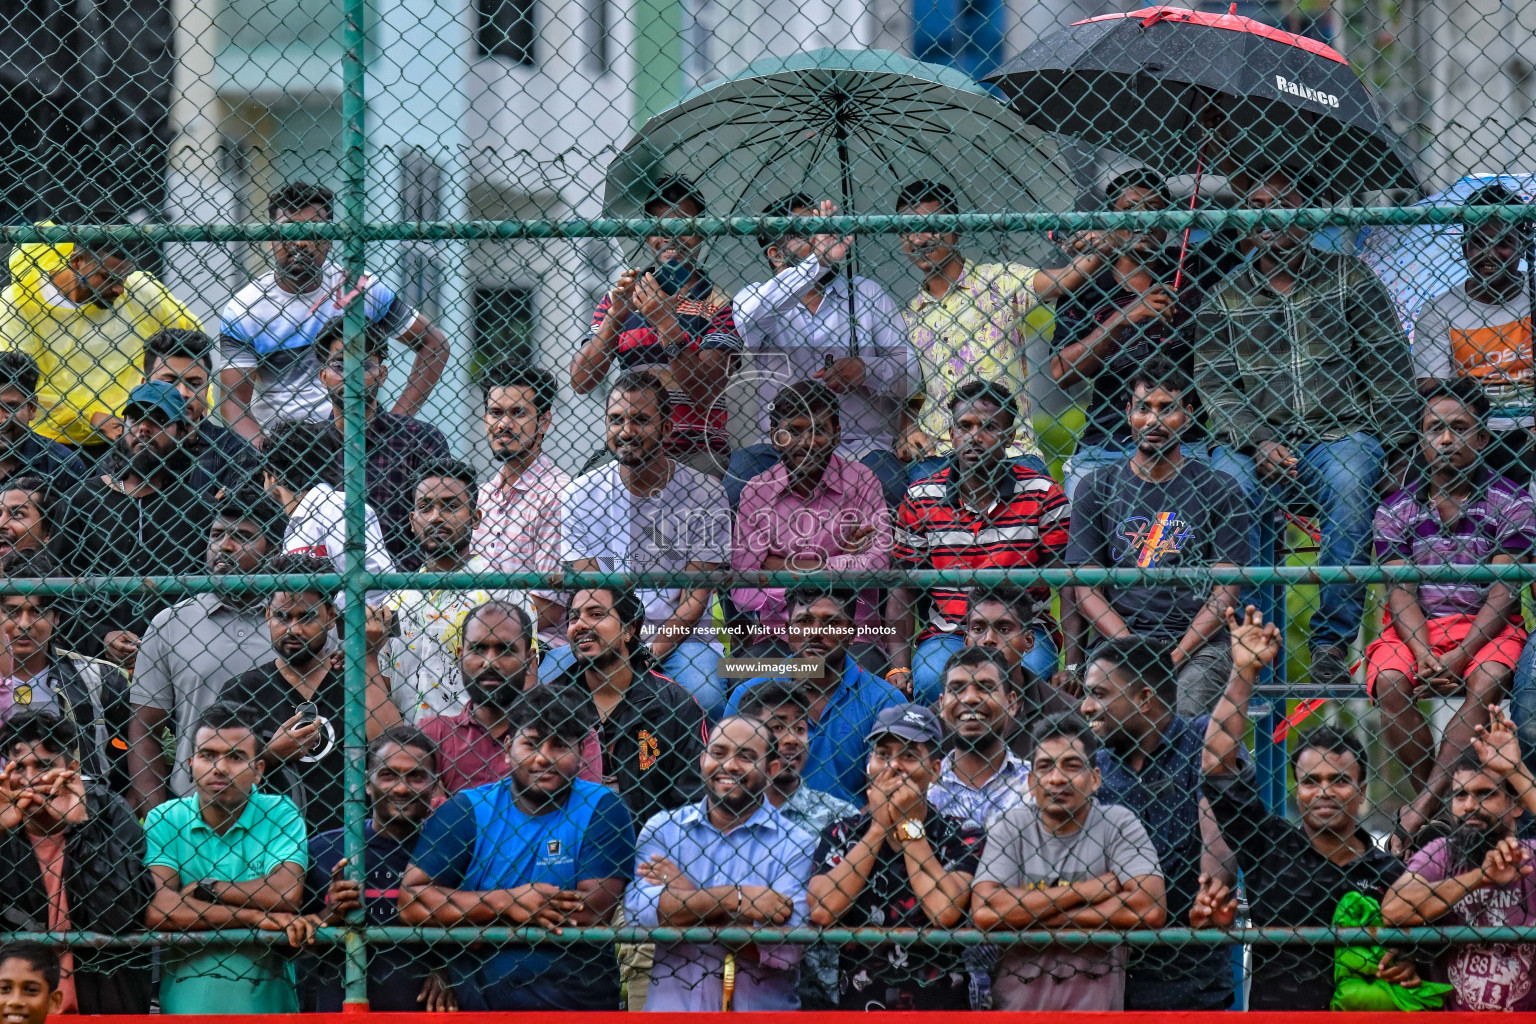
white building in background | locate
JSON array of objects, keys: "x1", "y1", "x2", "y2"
[
  {"x1": 161, "y1": 0, "x2": 1533, "y2": 469},
  {"x1": 160, "y1": 0, "x2": 1101, "y2": 472}
]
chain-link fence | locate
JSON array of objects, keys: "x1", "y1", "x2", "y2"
[{"x1": 0, "y1": 0, "x2": 1535, "y2": 1016}]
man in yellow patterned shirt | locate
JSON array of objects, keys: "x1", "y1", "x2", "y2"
[
  {"x1": 897, "y1": 180, "x2": 1108, "y2": 484},
  {"x1": 0, "y1": 234, "x2": 202, "y2": 463}
]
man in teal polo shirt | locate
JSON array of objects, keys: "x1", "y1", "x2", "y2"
[
  {"x1": 724, "y1": 588, "x2": 905, "y2": 804},
  {"x1": 143, "y1": 701, "x2": 308, "y2": 1014}
]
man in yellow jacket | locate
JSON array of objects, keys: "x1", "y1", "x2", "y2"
[{"x1": 0, "y1": 233, "x2": 203, "y2": 463}]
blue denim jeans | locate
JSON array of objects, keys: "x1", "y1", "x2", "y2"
[
  {"x1": 539, "y1": 639, "x2": 727, "y2": 718},
  {"x1": 1061, "y1": 440, "x2": 1209, "y2": 501},
  {"x1": 725, "y1": 442, "x2": 909, "y2": 508},
  {"x1": 907, "y1": 453, "x2": 1050, "y2": 484},
  {"x1": 912, "y1": 629, "x2": 1059, "y2": 705},
  {"x1": 1211, "y1": 433, "x2": 1385, "y2": 650},
  {"x1": 1511, "y1": 636, "x2": 1536, "y2": 778}
]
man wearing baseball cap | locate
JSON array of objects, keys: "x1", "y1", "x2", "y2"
[
  {"x1": 50, "y1": 381, "x2": 217, "y2": 663},
  {"x1": 806, "y1": 703, "x2": 984, "y2": 1009}
]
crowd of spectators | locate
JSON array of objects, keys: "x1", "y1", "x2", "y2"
[{"x1": 0, "y1": 165, "x2": 1530, "y2": 1014}]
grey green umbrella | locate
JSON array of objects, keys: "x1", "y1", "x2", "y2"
[{"x1": 604, "y1": 47, "x2": 1076, "y2": 354}]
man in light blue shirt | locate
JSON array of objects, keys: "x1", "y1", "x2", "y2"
[
  {"x1": 724, "y1": 589, "x2": 905, "y2": 804},
  {"x1": 729, "y1": 194, "x2": 918, "y2": 507},
  {"x1": 624, "y1": 716, "x2": 817, "y2": 1011}
]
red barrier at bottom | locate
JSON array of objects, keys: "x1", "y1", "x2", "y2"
[{"x1": 48, "y1": 1014, "x2": 1526, "y2": 1022}]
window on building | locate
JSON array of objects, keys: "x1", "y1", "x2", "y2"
[
  {"x1": 476, "y1": 0, "x2": 537, "y2": 66},
  {"x1": 913, "y1": 0, "x2": 1004, "y2": 80},
  {"x1": 399, "y1": 149, "x2": 445, "y2": 316},
  {"x1": 471, "y1": 285, "x2": 536, "y2": 379},
  {"x1": 586, "y1": 0, "x2": 612, "y2": 74}
]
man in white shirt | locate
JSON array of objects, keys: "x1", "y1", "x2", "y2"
[
  {"x1": 260, "y1": 419, "x2": 393, "y2": 604},
  {"x1": 729, "y1": 195, "x2": 917, "y2": 508},
  {"x1": 218, "y1": 182, "x2": 449, "y2": 441},
  {"x1": 384, "y1": 458, "x2": 502, "y2": 722},
  {"x1": 548, "y1": 370, "x2": 731, "y2": 715}
]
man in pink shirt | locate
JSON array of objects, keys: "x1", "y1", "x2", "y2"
[
  {"x1": 732, "y1": 381, "x2": 890, "y2": 667},
  {"x1": 418, "y1": 602, "x2": 600, "y2": 794},
  {"x1": 472, "y1": 363, "x2": 570, "y2": 649}
]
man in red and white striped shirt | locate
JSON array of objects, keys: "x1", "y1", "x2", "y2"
[{"x1": 887, "y1": 381, "x2": 1071, "y2": 704}]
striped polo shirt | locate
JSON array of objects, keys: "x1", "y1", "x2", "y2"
[
  {"x1": 1372, "y1": 469, "x2": 1536, "y2": 619},
  {"x1": 587, "y1": 273, "x2": 741, "y2": 455},
  {"x1": 893, "y1": 462, "x2": 1071, "y2": 641}
]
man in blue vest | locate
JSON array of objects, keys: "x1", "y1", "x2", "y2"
[{"x1": 398, "y1": 685, "x2": 636, "y2": 1010}]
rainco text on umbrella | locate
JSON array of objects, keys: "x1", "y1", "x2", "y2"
[{"x1": 1273, "y1": 75, "x2": 1342, "y2": 109}]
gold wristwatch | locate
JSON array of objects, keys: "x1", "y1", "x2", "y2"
[{"x1": 897, "y1": 819, "x2": 926, "y2": 841}]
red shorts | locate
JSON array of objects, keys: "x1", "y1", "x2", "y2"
[{"x1": 1364, "y1": 613, "x2": 1526, "y2": 699}]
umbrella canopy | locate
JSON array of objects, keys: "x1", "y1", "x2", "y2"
[
  {"x1": 984, "y1": 6, "x2": 1418, "y2": 196},
  {"x1": 1357, "y1": 173, "x2": 1536, "y2": 334},
  {"x1": 604, "y1": 47, "x2": 1076, "y2": 228}
]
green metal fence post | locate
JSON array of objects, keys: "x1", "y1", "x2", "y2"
[{"x1": 340, "y1": 0, "x2": 372, "y2": 1008}]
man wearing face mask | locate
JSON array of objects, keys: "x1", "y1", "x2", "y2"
[
  {"x1": 417, "y1": 601, "x2": 601, "y2": 795},
  {"x1": 50, "y1": 383, "x2": 217, "y2": 661},
  {"x1": 729, "y1": 195, "x2": 917, "y2": 507},
  {"x1": 1193, "y1": 165, "x2": 1417, "y2": 689},
  {"x1": 572, "y1": 176, "x2": 741, "y2": 478},
  {"x1": 218, "y1": 555, "x2": 403, "y2": 833},
  {"x1": 1, "y1": 232, "x2": 201, "y2": 464}
]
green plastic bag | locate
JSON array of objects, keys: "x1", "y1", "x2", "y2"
[{"x1": 1330, "y1": 891, "x2": 1456, "y2": 1011}]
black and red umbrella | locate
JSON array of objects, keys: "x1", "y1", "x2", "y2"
[{"x1": 984, "y1": 5, "x2": 1418, "y2": 196}]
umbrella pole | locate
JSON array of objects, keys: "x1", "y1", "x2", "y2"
[
  {"x1": 835, "y1": 110, "x2": 860, "y2": 359},
  {"x1": 1173, "y1": 137, "x2": 1206, "y2": 293}
]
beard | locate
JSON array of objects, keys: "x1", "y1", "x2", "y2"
[
  {"x1": 116, "y1": 435, "x2": 192, "y2": 486},
  {"x1": 464, "y1": 673, "x2": 519, "y2": 712},
  {"x1": 708, "y1": 777, "x2": 766, "y2": 815},
  {"x1": 1448, "y1": 815, "x2": 1511, "y2": 872},
  {"x1": 950, "y1": 722, "x2": 1004, "y2": 753}
]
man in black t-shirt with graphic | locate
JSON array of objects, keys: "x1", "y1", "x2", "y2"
[
  {"x1": 807, "y1": 704, "x2": 983, "y2": 1010},
  {"x1": 219, "y1": 554, "x2": 403, "y2": 833},
  {"x1": 1065, "y1": 356, "x2": 1248, "y2": 717}
]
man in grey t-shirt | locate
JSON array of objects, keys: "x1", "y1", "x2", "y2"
[
  {"x1": 1413, "y1": 182, "x2": 1536, "y2": 481},
  {"x1": 973, "y1": 711, "x2": 1165, "y2": 1011}
]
